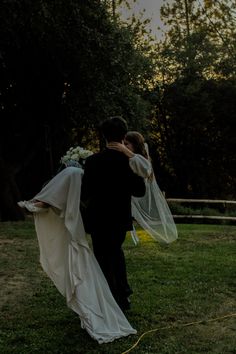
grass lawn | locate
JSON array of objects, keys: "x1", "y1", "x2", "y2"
[{"x1": 0, "y1": 218, "x2": 235, "y2": 354}]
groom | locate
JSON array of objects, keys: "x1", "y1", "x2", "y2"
[{"x1": 80, "y1": 116, "x2": 146, "y2": 311}]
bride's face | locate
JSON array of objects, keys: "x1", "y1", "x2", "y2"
[{"x1": 124, "y1": 139, "x2": 135, "y2": 153}]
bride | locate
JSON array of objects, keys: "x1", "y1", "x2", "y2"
[
  {"x1": 18, "y1": 134, "x2": 177, "y2": 344},
  {"x1": 108, "y1": 131, "x2": 178, "y2": 245},
  {"x1": 18, "y1": 154, "x2": 138, "y2": 344}
]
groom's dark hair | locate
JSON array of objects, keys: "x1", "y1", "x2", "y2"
[{"x1": 100, "y1": 116, "x2": 128, "y2": 142}]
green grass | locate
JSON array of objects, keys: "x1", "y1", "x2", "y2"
[{"x1": 0, "y1": 219, "x2": 236, "y2": 354}]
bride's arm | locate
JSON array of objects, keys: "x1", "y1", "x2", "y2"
[
  {"x1": 129, "y1": 154, "x2": 152, "y2": 178},
  {"x1": 107, "y1": 142, "x2": 152, "y2": 178}
]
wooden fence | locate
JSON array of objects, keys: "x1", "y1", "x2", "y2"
[{"x1": 166, "y1": 198, "x2": 236, "y2": 222}]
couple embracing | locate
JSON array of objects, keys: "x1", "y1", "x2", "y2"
[{"x1": 18, "y1": 115, "x2": 177, "y2": 344}]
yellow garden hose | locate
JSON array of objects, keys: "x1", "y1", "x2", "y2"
[{"x1": 121, "y1": 312, "x2": 236, "y2": 354}]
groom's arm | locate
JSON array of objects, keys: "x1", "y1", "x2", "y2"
[{"x1": 129, "y1": 169, "x2": 146, "y2": 197}]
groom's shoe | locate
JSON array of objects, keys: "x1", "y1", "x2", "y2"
[
  {"x1": 118, "y1": 297, "x2": 131, "y2": 312},
  {"x1": 125, "y1": 287, "x2": 133, "y2": 297}
]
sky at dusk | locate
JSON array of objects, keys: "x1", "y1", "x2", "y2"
[{"x1": 119, "y1": 0, "x2": 172, "y2": 39}]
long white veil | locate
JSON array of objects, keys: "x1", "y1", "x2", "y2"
[
  {"x1": 131, "y1": 144, "x2": 178, "y2": 245},
  {"x1": 132, "y1": 178, "x2": 178, "y2": 244}
]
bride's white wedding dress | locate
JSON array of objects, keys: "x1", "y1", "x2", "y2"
[{"x1": 20, "y1": 167, "x2": 137, "y2": 344}]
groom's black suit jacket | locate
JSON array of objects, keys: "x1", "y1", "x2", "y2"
[{"x1": 80, "y1": 148, "x2": 146, "y2": 233}]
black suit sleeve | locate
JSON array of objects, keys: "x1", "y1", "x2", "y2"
[{"x1": 129, "y1": 169, "x2": 146, "y2": 197}]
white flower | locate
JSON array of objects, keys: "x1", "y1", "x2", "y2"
[
  {"x1": 80, "y1": 150, "x2": 93, "y2": 159},
  {"x1": 70, "y1": 153, "x2": 78, "y2": 160},
  {"x1": 60, "y1": 146, "x2": 94, "y2": 167}
]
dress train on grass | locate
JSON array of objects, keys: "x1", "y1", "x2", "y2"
[{"x1": 19, "y1": 167, "x2": 136, "y2": 344}]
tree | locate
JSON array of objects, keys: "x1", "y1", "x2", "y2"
[
  {"x1": 157, "y1": 0, "x2": 236, "y2": 81},
  {"x1": 0, "y1": 0, "x2": 154, "y2": 220},
  {"x1": 147, "y1": 0, "x2": 236, "y2": 197},
  {"x1": 149, "y1": 76, "x2": 236, "y2": 198}
]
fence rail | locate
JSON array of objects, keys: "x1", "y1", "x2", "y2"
[
  {"x1": 166, "y1": 198, "x2": 236, "y2": 222},
  {"x1": 167, "y1": 198, "x2": 236, "y2": 204},
  {"x1": 173, "y1": 215, "x2": 236, "y2": 221}
]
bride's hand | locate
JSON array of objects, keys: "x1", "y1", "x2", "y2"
[{"x1": 107, "y1": 142, "x2": 134, "y2": 158}]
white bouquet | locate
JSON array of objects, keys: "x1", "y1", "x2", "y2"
[{"x1": 60, "y1": 146, "x2": 93, "y2": 168}]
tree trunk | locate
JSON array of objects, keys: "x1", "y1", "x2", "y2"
[{"x1": 0, "y1": 157, "x2": 25, "y2": 221}]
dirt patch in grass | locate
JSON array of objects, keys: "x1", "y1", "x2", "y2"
[
  {"x1": 199, "y1": 232, "x2": 236, "y2": 242},
  {"x1": 0, "y1": 236, "x2": 39, "y2": 312},
  {"x1": 195, "y1": 316, "x2": 236, "y2": 342},
  {"x1": 0, "y1": 239, "x2": 14, "y2": 245},
  {"x1": 0, "y1": 274, "x2": 30, "y2": 309}
]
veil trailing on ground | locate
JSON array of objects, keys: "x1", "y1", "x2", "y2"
[
  {"x1": 130, "y1": 143, "x2": 178, "y2": 245},
  {"x1": 132, "y1": 178, "x2": 178, "y2": 244}
]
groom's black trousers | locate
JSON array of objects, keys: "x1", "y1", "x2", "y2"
[{"x1": 91, "y1": 229, "x2": 131, "y2": 305}]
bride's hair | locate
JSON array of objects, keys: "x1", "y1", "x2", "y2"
[
  {"x1": 125, "y1": 131, "x2": 154, "y2": 180},
  {"x1": 125, "y1": 131, "x2": 148, "y2": 159}
]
